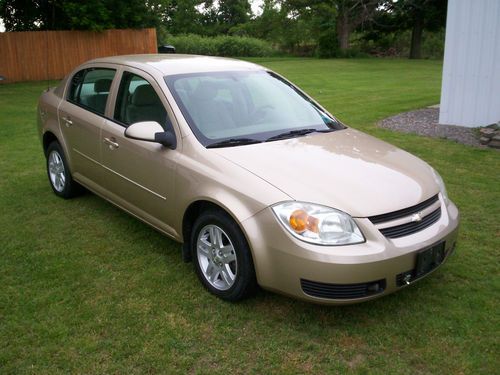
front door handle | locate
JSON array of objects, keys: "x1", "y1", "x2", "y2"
[
  {"x1": 61, "y1": 116, "x2": 73, "y2": 127},
  {"x1": 104, "y1": 137, "x2": 119, "y2": 150}
]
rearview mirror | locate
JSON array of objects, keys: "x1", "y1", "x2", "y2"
[{"x1": 124, "y1": 121, "x2": 176, "y2": 149}]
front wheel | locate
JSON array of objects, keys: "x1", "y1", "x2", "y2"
[{"x1": 191, "y1": 210, "x2": 257, "y2": 301}]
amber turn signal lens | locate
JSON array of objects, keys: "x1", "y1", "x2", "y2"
[
  {"x1": 290, "y1": 209, "x2": 308, "y2": 232},
  {"x1": 289, "y1": 209, "x2": 319, "y2": 233}
]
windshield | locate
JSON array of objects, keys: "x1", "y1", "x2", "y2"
[{"x1": 164, "y1": 70, "x2": 344, "y2": 147}]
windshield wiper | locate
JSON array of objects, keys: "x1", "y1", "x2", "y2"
[
  {"x1": 206, "y1": 137, "x2": 262, "y2": 149},
  {"x1": 265, "y1": 128, "x2": 333, "y2": 142}
]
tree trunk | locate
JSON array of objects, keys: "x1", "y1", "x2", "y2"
[
  {"x1": 409, "y1": 11, "x2": 424, "y2": 59},
  {"x1": 336, "y1": 12, "x2": 350, "y2": 51}
]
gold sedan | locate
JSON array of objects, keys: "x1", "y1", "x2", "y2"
[{"x1": 38, "y1": 55, "x2": 459, "y2": 304}]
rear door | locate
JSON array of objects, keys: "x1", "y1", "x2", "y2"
[
  {"x1": 99, "y1": 68, "x2": 180, "y2": 235},
  {"x1": 58, "y1": 66, "x2": 117, "y2": 184}
]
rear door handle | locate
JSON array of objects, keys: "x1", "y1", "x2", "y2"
[
  {"x1": 61, "y1": 116, "x2": 73, "y2": 127},
  {"x1": 104, "y1": 137, "x2": 119, "y2": 150}
]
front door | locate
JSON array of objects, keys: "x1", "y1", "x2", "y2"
[{"x1": 100, "y1": 69, "x2": 180, "y2": 236}]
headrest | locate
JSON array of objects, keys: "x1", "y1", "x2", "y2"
[
  {"x1": 131, "y1": 84, "x2": 159, "y2": 106},
  {"x1": 94, "y1": 78, "x2": 112, "y2": 93},
  {"x1": 191, "y1": 81, "x2": 217, "y2": 101}
]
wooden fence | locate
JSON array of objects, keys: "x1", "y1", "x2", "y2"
[{"x1": 0, "y1": 28, "x2": 157, "y2": 83}]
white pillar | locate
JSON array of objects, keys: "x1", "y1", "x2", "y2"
[{"x1": 439, "y1": 0, "x2": 500, "y2": 127}]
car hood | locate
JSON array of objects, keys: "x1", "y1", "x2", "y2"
[{"x1": 212, "y1": 129, "x2": 439, "y2": 217}]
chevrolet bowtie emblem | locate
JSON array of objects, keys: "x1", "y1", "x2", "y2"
[{"x1": 411, "y1": 212, "x2": 423, "y2": 222}]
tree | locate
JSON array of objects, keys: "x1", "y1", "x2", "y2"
[
  {"x1": 0, "y1": 0, "x2": 159, "y2": 31},
  {"x1": 403, "y1": 0, "x2": 447, "y2": 59},
  {"x1": 285, "y1": 0, "x2": 380, "y2": 53},
  {"x1": 334, "y1": 0, "x2": 380, "y2": 50},
  {"x1": 0, "y1": 0, "x2": 45, "y2": 31},
  {"x1": 280, "y1": 1, "x2": 336, "y2": 56},
  {"x1": 218, "y1": 0, "x2": 251, "y2": 33},
  {"x1": 160, "y1": 0, "x2": 204, "y2": 35},
  {"x1": 231, "y1": 0, "x2": 282, "y2": 40},
  {"x1": 237, "y1": 0, "x2": 314, "y2": 52},
  {"x1": 198, "y1": 0, "x2": 251, "y2": 35},
  {"x1": 375, "y1": 0, "x2": 447, "y2": 59}
]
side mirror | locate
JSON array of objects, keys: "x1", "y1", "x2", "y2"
[{"x1": 124, "y1": 121, "x2": 176, "y2": 149}]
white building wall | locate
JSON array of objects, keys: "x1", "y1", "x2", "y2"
[{"x1": 439, "y1": 0, "x2": 500, "y2": 127}]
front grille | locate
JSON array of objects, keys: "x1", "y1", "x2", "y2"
[
  {"x1": 379, "y1": 208, "x2": 441, "y2": 238},
  {"x1": 367, "y1": 194, "x2": 442, "y2": 239},
  {"x1": 301, "y1": 279, "x2": 386, "y2": 300},
  {"x1": 368, "y1": 194, "x2": 439, "y2": 224}
]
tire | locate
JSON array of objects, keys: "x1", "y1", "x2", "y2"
[
  {"x1": 191, "y1": 209, "x2": 257, "y2": 301},
  {"x1": 46, "y1": 141, "x2": 83, "y2": 199}
]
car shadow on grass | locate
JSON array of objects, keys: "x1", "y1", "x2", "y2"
[{"x1": 66, "y1": 190, "x2": 449, "y2": 332}]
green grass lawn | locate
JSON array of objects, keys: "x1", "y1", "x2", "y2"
[{"x1": 1, "y1": 58, "x2": 498, "y2": 374}]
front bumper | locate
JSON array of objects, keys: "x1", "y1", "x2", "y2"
[{"x1": 241, "y1": 197, "x2": 460, "y2": 305}]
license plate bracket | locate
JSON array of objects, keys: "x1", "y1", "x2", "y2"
[{"x1": 415, "y1": 242, "x2": 445, "y2": 278}]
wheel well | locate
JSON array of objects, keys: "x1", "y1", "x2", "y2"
[
  {"x1": 182, "y1": 200, "x2": 223, "y2": 245},
  {"x1": 42, "y1": 131, "x2": 58, "y2": 156},
  {"x1": 181, "y1": 200, "x2": 246, "y2": 263}
]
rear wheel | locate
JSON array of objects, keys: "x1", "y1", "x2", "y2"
[
  {"x1": 191, "y1": 210, "x2": 257, "y2": 301},
  {"x1": 46, "y1": 141, "x2": 83, "y2": 198}
]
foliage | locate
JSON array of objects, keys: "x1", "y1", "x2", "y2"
[
  {"x1": 1, "y1": 58, "x2": 498, "y2": 373},
  {"x1": 0, "y1": 0, "x2": 158, "y2": 31},
  {"x1": 421, "y1": 29, "x2": 445, "y2": 59},
  {"x1": 0, "y1": 0, "x2": 449, "y2": 59},
  {"x1": 365, "y1": 0, "x2": 448, "y2": 58},
  {"x1": 389, "y1": 0, "x2": 447, "y2": 31},
  {"x1": 356, "y1": 29, "x2": 445, "y2": 59},
  {"x1": 216, "y1": 0, "x2": 252, "y2": 34},
  {"x1": 284, "y1": 0, "x2": 380, "y2": 51},
  {"x1": 156, "y1": 0, "x2": 252, "y2": 36},
  {"x1": 0, "y1": 0, "x2": 44, "y2": 30},
  {"x1": 163, "y1": 33, "x2": 278, "y2": 57},
  {"x1": 160, "y1": 0, "x2": 205, "y2": 35},
  {"x1": 0, "y1": 0, "x2": 452, "y2": 57}
]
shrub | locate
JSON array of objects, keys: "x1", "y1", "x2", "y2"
[
  {"x1": 316, "y1": 27, "x2": 338, "y2": 58},
  {"x1": 162, "y1": 34, "x2": 278, "y2": 57},
  {"x1": 354, "y1": 29, "x2": 445, "y2": 59},
  {"x1": 422, "y1": 29, "x2": 445, "y2": 59}
]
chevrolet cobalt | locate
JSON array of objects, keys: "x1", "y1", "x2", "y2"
[{"x1": 37, "y1": 55, "x2": 459, "y2": 304}]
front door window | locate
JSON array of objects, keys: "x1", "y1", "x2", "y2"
[{"x1": 114, "y1": 72, "x2": 169, "y2": 129}]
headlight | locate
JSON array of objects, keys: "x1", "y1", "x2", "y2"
[
  {"x1": 271, "y1": 202, "x2": 365, "y2": 245},
  {"x1": 431, "y1": 168, "x2": 449, "y2": 204}
]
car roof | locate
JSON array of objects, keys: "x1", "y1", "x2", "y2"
[{"x1": 87, "y1": 54, "x2": 265, "y2": 76}]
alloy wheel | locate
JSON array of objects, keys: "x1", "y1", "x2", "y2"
[
  {"x1": 48, "y1": 150, "x2": 66, "y2": 192},
  {"x1": 196, "y1": 224, "x2": 238, "y2": 291}
]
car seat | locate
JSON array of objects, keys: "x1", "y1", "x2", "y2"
[
  {"x1": 85, "y1": 78, "x2": 112, "y2": 114},
  {"x1": 126, "y1": 84, "x2": 167, "y2": 127}
]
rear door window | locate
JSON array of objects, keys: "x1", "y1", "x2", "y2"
[{"x1": 68, "y1": 68, "x2": 116, "y2": 115}]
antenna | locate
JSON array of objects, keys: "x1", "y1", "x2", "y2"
[{"x1": 45, "y1": 0, "x2": 50, "y2": 92}]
